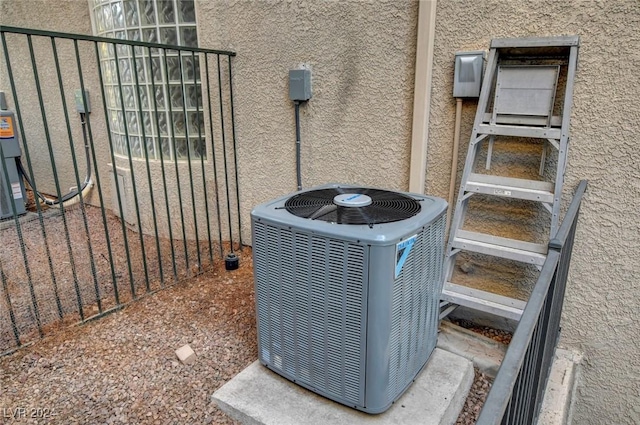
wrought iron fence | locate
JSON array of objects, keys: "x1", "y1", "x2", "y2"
[
  {"x1": 476, "y1": 180, "x2": 587, "y2": 425},
  {"x1": 0, "y1": 26, "x2": 242, "y2": 354}
]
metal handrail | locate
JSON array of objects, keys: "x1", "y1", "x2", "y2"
[
  {"x1": 0, "y1": 25, "x2": 236, "y2": 56},
  {"x1": 549, "y1": 179, "x2": 588, "y2": 250},
  {"x1": 477, "y1": 180, "x2": 588, "y2": 425},
  {"x1": 476, "y1": 250, "x2": 561, "y2": 424}
]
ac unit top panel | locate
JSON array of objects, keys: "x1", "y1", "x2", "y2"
[{"x1": 251, "y1": 183, "x2": 447, "y2": 246}]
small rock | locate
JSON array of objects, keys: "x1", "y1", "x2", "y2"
[
  {"x1": 459, "y1": 261, "x2": 475, "y2": 274},
  {"x1": 175, "y1": 344, "x2": 196, "y2": 365}
]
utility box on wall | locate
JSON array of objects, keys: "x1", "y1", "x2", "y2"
[
  {"x1": 0, "y1": 108, "x2": 27, "y2": 219},
  {"x1": 453, "y1": 51, "x2": 485, "y2": 98},
  {"x1": 288, "y1": 69, "x2": 312, "y2": 101}
]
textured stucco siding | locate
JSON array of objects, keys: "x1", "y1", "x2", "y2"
[
  {"x1": 427, "y1": 1, "x2": 640, "y2": 424},
  {"x1": 196, "y1": 0, "x2": 419, "y2": 244},
  {"x1": 3, "y1": 0, "x2": 419, "y2": 243},
  {"x1": 0, "y1": 0, "x2": 109, "y2": 207},
  {"x1": 0, "y1": 0, "x2": 224, "y2": 240}
]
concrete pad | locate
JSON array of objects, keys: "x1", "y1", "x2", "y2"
[
  {"x1": 212, "y1": 348, "x2": 474, "y2": 425},
  {"x1": 538, "y1": 349, "x2": 581, "y2": 425},
  {"x1": 437, "y1": 320, "x2": 506, "y2": 378}
]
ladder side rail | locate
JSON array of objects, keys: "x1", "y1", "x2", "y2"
[
  {"x1": 470, "y1": 48, "x2": 500, "y2": 142},
  {"x1": 447, "y1": 48, "x2": 499, "y2": 249},
  {"x1": 446, "y1": 141, "x2": 484, "y2": 280},
  {"x1": 458, "y1": 47, "x2": 500, "y2": 195},
  {"x1": 550, "y1": 44, "x2": 579, "y2": 235},
  {"x1": 446, "y1": 139, "x2": 481, "y2": 280},
  {"x1": 446, "y1": 48, "x2": 499, "y2": 280}
]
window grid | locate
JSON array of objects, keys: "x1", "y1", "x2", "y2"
[{"x1": 92, "y1": 0, "x2": 205, "y2": 161}]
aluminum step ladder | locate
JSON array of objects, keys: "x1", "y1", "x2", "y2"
[{"x1": 442, "y1": 36, "x2": 580, "y2": 321}]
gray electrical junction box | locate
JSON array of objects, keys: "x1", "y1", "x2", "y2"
[
  {"x1": 0, "y1": 108, "x2": 27, "y2": 219},
  {"x1": 289, "y1": 69, "x2": 312, "y2": 101},
  {"x1": 453, "y1": 51, "x2": 485, "y2": 98},
  {"x1": 74, "y1": 89, "x2": 91, "y2": 113}
]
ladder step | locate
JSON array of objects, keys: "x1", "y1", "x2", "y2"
[
  {"x1": 465, "y1": 173, "x2": 554, "y2": 203},
  {"x1": 451, "y1": 230, "x2": 547, "y2": 265},
  {"x1": 483, "y1": 113, "x2": 562, "y2": 127},
  {"x1": 477, "y1": 123, "x2": 561, "y2": 139},
  {"x1": 442, "y1": 282, "x2": 526, "y2": 321}
]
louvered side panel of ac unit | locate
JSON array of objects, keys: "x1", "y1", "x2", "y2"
[
  {"x1": 386, "y1": 215, "x2": 445, "y2": 402},
  {"x1": 0, "y1": 165, "x2": 11, "y2": 218},
  {"x1": 0, "y1": 159, "x2": 25, "y2": 219},
  {"x1": 252, "y1": 220, "x2": 368, "y2": 407}
]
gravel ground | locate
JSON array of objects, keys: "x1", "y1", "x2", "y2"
[
  {"x1": 1, "y1": 248, "x2": 255, "y2": 425},
  {"x1": 2, "y1": 243, "x2": 512, "y2": 424},
  {"x1": 1, "y1": 204, "x2": 214, "y2": 352},
  {"x1": 453, "y1": 319, "x2": 513, "y2": 425},
  {"x1": 456, "y1": 369, "x2": 492, "y2": 425},
  {"x1": 451, "y1": 318, "x2": 513, "y2": 345}
]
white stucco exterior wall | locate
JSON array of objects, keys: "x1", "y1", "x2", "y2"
[
  {"x1": 426, "y1": 2, "x2": 640, "y2": 424},
  {"x1": 0, "y1": 0, "x2": 111, "y2": 208},
  {"x1": 195, "y1": 0, "x2": 419, "y2": 244},
  {"x1": 0, "y1": 0, "x2": 227, "y2": 241}
]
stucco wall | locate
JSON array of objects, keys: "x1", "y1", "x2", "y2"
[
  {"x1": 427, "y1": 1, "x2": 640, "y2": 424},
  {"x1": 0, "y1": 0, "x2": 225, "y2": 242},
  {"x1": 3, "y1": 0, "x2": 420, "y2": 243},
  {"x1": 196, "y1": 0, "x2": 419, "y2": 244},
  {"x1": 0, "y1": 0, "x2": 109, "y2": 207}
]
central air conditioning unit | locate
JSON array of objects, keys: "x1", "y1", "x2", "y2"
[{"x1": 251, "y1": 183, "x2": 447, "y2": 414}]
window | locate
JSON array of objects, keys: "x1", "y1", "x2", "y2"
[{"x1": 91, "y1": 0, "x2": 205, "y2": 160}]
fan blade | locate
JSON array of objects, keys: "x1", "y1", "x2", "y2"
[
  {"x1": 348, "y1": 205, "x2": 374, "y2": 226},
  {"x1": 309, "y1": 204, "x2": 338, "y2": 220}
]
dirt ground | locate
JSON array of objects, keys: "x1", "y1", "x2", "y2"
[
  {"x1": 1, "y1": 204, "x2": 215, "y2": 352},
  {"x1": 0, "y1": 248, "x2": 255, "y2": 425}
]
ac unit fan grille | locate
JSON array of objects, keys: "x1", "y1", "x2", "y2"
[{"x1": 284, "y1": 188, "x2": 421, "y2": 225}]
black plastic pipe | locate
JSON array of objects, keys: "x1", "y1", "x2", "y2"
[{"x1": 294, "y1": 100, "x2": 302, "y2": 191}]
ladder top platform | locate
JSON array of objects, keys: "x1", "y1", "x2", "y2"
[{"x1": 491, "y1": 35, "x2": 580, "y2": 49}]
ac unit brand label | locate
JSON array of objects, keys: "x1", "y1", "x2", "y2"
[
  {"x1": 395, "y1": 234, "x2": 417, "y2": 278},
  {"x1": 11, "y1": 183, "x2": 23, "y2": 200}
]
